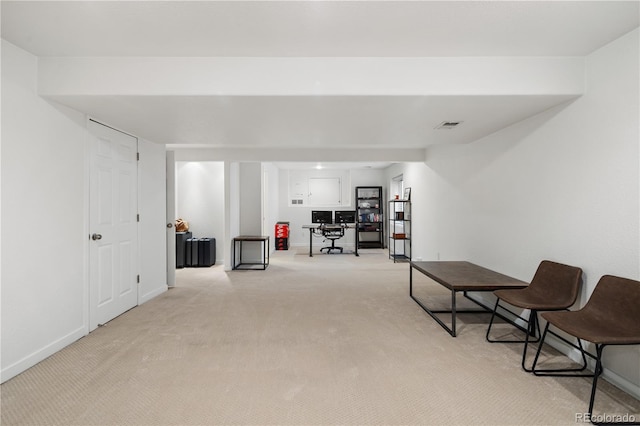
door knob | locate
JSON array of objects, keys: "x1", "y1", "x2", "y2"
[{"x1": 91, "y1": 233, "x2": 102, "y2": 240}]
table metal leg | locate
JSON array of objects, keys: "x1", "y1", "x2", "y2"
[
  {"x1": 233, "y1": 240, "x2": 237, "y2": 270},
  {"x1": 354, "y1": 227, "x2": 359, "y2": 257},
  {"x1": 410, "y1": 264, "x2": 413, "y2": 296},
  {"x1": 451, "y1": 289, "x2": 457, "y2": 337},
  {"x1": 409, "y1": 264, "x2": 457, "y2": 337}
]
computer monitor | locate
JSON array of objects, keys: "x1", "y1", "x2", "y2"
[
  {"x1": 311, "y1": 210, "x2": 332, "y2": 224},
  {"x1": 334, "y1": 210, "x2": 356, "y2": 224}
]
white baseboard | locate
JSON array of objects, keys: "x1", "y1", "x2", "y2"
[
  {"x1": 602, "y1": 366, "x2": 640, "y2": 399},
  {"x1": 139, "y1": 285, "x2": 168, "y2": 305},
  {"x1": 1, "y1": 326, "x2": 87, "y2": 384}
]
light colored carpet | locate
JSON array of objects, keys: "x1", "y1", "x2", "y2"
[{"x1": 2, "y1": 249, "x2": 639, "y2": 425}]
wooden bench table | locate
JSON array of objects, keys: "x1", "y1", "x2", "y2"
[{"x1": 410, "y1": 261, "x2": 528, "y2": 337}]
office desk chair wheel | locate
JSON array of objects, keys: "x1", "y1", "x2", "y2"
[{"x1": 320, "y1": 238, "x2": 343, "y2": 254}]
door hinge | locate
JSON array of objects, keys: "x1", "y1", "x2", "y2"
[
  {"x1": 137, "y1": 214, "x2": 140, "y2": 222},
  {"x1": 137, "y1": 275, "x2": 140, "y2": 284},
  {"x1": 137, "y1": 152, "x2": 140, "y2": 161}
]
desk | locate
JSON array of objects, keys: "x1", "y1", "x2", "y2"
[
  {"x1": 302, "y1": 224, "x2": 358, "y2": 257},
  {"x1": 232, "y1": 236, "x2": 270, "y2": 270},
  {"x1": 410, "y1": 261, "x2": 528, "y2": 337}
]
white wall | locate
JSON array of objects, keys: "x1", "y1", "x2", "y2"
[
  {"x1": 176, "y1": 161, "x2": 224, "y2": 261},
  {"x1": 225, "y1": 162, "x2": 240, "y2": 270},
  {"x1": 174, "y1": 162, "x2": 381, "y2": 259},
  {"x1": 138, "y1": 139, "x2": 168, "y2": 302},
  {"x1": 262, "y1": 163, "x2": 280, "y2": 242},
  {"x1": 236, "y1": 163, "x2": 263, "y2": 262},
  {"x1": 40, "y1": 57, "x2": 585, "y2": 97},
  {"x1": 1, "y1": 41, "x2": 88, "y2": 382},
  {"x1": 1, "y1": 41, "x2": 168, "y2": 382},
  {"x1": 277, "y1": 168, "x2": 387, "y2": 249},
  {"x1": 387, "y1": 29, "x2": 640, "y2": 396},
  {"x1": 279, "y1": 168, "x2": 350, "y2": 248},
  {"x1": 239, "y1": 163, "x2": 262, "y2": 235}
]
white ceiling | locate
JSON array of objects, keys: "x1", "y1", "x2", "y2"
[
  {"x1": 3, "y1": 1, "x2": 638, "y2": 57},
  {"x1": 2, "y1": 1, "x2": 639, "y2": 163}
]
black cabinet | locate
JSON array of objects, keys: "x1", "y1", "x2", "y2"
[{"x1": 356, "y1": 186, "x2": 384, "y2": 249}]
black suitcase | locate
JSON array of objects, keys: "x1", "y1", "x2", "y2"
[
  {"x1": 198, "y1": 238, "x2": 216, "y2": 267},
  {"x1": 175, "y1": 231, "x2": 192, "y2": 268},
  {"x1": 186, "y1": 238, "x2": 199, "y2": 267}
]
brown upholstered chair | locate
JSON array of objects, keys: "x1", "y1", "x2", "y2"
[
  {"x1": 486, "y1": 260, "x2": 583, "y2": 371},
  {"x1": 531, "y1": 275, "x2": 640, "y2": 425}
]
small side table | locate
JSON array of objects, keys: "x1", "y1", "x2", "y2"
[{"x1": 232, "y1": 236, "x2": 270, "y2": 270}]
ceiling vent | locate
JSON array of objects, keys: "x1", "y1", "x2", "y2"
[{"x1": 435, "y1": 121, "x2": 463, "y2": 130}]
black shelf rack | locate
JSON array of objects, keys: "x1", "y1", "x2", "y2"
[
  {"x1": 355, "y1": 186, "x2": 384, "y2": 249},
  {"x1": 389, "y1": 199, "x2": 411, "y2": 262}
]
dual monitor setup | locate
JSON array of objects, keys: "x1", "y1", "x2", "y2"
[
  {"x1": 311, "y1": 210, "x2": 356, "y2": 225},
  {"x1": 309, "y1": 210, "x2": 357, "y2": 255}
]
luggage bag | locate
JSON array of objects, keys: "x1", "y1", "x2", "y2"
[
  {"x1": 175, "y1": 231, "x2": 192, "y2": 268},
  {"x1": 186, "y1": 238, "x2": 199, "y2": 267},
  {"x1": 198, "y1": 238, "x2": 216, "y2": 267}
]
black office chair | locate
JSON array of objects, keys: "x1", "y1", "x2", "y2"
[{"x1": 319, "y1": 224, "x2": 344, "y2": 254}]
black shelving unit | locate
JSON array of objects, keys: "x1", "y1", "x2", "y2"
[
  {"x1": 355, "y1": 186, "x2": 384, "y2": 249},
  {"x1": 389, "y1": 199, "x2": 411, "y2": 262}
]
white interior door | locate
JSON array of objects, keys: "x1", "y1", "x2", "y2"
[{"x1": 88, "y1": 120, "x2": 138, "y2": 330}]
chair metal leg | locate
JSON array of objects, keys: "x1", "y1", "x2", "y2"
[
  {"x1": 485, "y1": 299, "x2": 501, "y2": 341},
  {"x1": 486, "y1": 300, "x2": 541, "y2": 372},
  {"x1": 486, "y1": 301, "x2": 539, "y2": 342},
  {"x1": 531, "y1": 339, "x2": 636, "y2": 425},
  {"x1": 531, "y1": 322, "x2": 591, "y2": 376},
  {"x1": 521, "y1": 311, "x2": 540, "y2": 372},
  {"x1": 586, "y1": 345, "x2": 638, "y2": 425},
  {"x1": 589, "y1": 344, "x2": 606, "y2": 425},
  {"x1": 533, "y1": 342, "x2": 635, "y2": 425}
]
